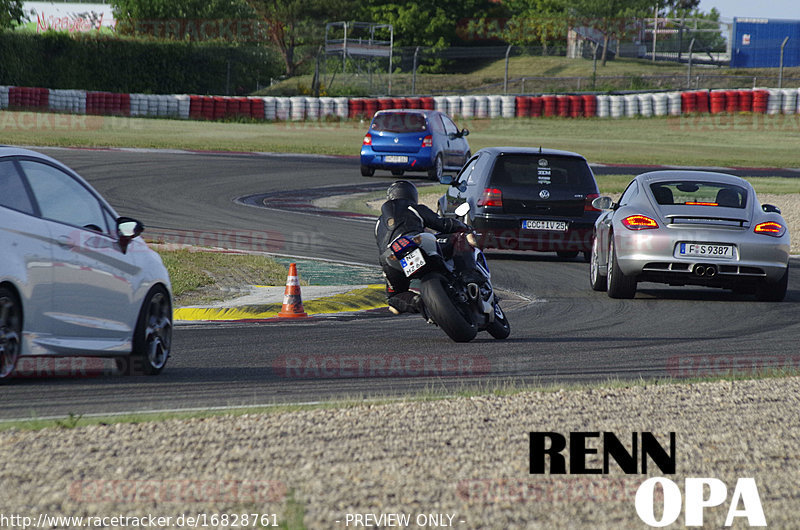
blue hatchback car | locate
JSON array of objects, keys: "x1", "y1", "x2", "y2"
[{"x1": 360, "y1": 109, "x2": 470, "y2": 180}]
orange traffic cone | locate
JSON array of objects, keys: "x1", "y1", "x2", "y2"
[{"x1": 278, "y1": 263, "x2": 308, "y2": 318}]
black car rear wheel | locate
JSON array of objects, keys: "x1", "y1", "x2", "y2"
[
  {"x1": 606, "y1": 237, "x2": 636, "y2": 299},
  {"x1": 361, "y1": 165, "x2": 375, "y2": 177}
]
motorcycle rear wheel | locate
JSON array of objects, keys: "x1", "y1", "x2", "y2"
[{"x1": 420, "y1": 273, "x2": 477, "y2": 343}]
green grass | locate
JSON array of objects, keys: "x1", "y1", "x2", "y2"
[
  {"x1": 155, "y1": 248, "x2": 290, "y2": 301},
  {"x1": 262, "y1": 55, "x2": 800, "y2": 96},
  {"x1": 4, "y1": 110, "x2": 800, "y2": 169}
]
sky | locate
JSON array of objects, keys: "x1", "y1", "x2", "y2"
[{"x1": 698, "y1": 0, "x2": 800, "y2": 21}]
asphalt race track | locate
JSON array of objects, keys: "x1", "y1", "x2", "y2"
[{"x1": 2, "y1": 148, "x2": 798, "y2": 420}]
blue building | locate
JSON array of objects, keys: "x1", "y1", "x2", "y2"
[{"x1": 731, "y1": 18, "x2": 800, "y2": 68}]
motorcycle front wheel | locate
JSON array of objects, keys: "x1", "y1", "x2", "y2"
[
  {"x1": 486, "y1": 302, "x2": 510, "y2": 339},
  {"x1": 420, "y1": 273, "x2": 477, "y2": 343}
]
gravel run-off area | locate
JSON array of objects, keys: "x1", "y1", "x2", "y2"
[{"x1": 2, "y1": 377, "x2": 799, "y2": 529}]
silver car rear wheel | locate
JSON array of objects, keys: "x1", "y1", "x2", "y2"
[{"x1": 607, "y1": 237, "x2": 636, "y2": 299}]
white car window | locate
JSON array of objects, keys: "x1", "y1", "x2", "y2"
[
  {"x1": 20, "y1": 160, "x2": 108, "y2": 233},
  {"x1": 0, "y1": 160, "x2": 35, "y2": 215}
]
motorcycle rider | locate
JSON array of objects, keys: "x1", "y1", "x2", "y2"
[{"x1": 375, "y1": 180, "x2": 469, "y2": 314}]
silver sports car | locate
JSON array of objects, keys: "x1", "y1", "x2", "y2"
[
  {"x1": 0, "y1": 147, "x2": 172, "y2": 381},
  {"x1": 589, "y1": 171, "x2": 790, "y2": 300}
]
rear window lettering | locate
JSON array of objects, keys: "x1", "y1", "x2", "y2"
[
  {"x1": 371, "y1": 112, "x2": 427, "y2": 133},
  {"x1": 489, "y1": 155, "x2": 594, "y2": 191}
]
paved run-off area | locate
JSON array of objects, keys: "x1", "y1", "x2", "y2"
[{"x1": 1, "y1": 377, "x2": 798, "y2": 529}]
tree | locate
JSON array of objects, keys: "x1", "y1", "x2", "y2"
[
  {"x1": 112, "y1": 0, "x2": 257, "y2": 37},
  {"x1": 494, "y1": 0, "x2": 569, "y2": 54},
  {"x1": 246, "y1": 0, "x2": 355, "y2": 76},
  {"x1": 0, "y1": 0, "x2": 23, "y2": 28},
  {"x1": 569, "y1": 0, "x2": 651, "y2": 66},
  {"x1": 362, "y1": 0, "x2": 495, "y2": 48},
  {"x1": 112, "y1": 0, "x2": 254, "y2": 21}
]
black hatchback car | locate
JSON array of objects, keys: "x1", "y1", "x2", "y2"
[{"x1": 437, "y1": 147, "x2": 601, "y2": 260}]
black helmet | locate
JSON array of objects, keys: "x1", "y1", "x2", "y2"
[{"x1": 387, "y1": 180, "x2": 418, "y2": 204}]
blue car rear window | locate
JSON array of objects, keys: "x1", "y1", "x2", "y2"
[{"x1": 371, "y1": 112, "x2": 427, "y2": 133}]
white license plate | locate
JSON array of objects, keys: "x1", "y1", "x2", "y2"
[
  {"x1": 385, "y1": 155, "x2": 408, "y2": 163},
  {"x1": 679, "y1": 243, "x2": 735, "y2": 259},
  {"x1": 400, "y1": 248, "x2": 425, "y2": 277},
  {"x1": 522, "y1": 220, "x2": 568, "y2": 231}
]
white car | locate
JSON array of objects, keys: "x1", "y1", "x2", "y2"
[{"x1": 0, "y1": 147, "x2": 172, "y2": 380}]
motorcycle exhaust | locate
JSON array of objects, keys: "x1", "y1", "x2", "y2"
[
  {"x1": 694, "y1": 265, "x2": 706, "y2": 277},
  {"x1": 705, "y1": 266, "x2": 717, "y2": 277},
  {"x1": 467, "y1": 283, "x2": 480, "y2": 300}
]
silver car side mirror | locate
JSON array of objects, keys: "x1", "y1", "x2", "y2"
[{"x1": 592, "y1": 196, "x2": 614, "y2": 210}]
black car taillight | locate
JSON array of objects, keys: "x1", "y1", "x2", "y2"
[
  {"x1": 477, "y1": 188, "x2": 503, "y2": 207},
  {"x1": 584, "y1": 193, "x2": 601, "y2": 212}
]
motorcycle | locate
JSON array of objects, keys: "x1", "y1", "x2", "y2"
[{"x1": 384, "y1": 205, "x2": 511, "y2": 342}]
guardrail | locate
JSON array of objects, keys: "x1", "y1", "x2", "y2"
[{"x1": 1, "y1": 85, "x2": 799, "y2": 121}]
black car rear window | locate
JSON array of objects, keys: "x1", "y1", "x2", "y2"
[
  {"x1": 488, "y1": 154, "x2": 595, "y2": 190},
  {"x1": 371, "y1": 112, "x2": 427, "y2": 133},
  {"x1": 649, "y1": 181, "x2": 748, "y2": 209}
]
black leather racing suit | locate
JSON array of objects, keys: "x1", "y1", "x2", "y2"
[{"x1": 375, "y1": 199, "x2": 468, "y2": 313}]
